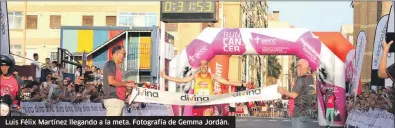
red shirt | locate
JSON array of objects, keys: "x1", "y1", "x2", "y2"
[
  {"x1": 1, "y1": 75, "x2": 19, "y2": 105},
  {"x1": 326, "y1": 95, "x2": 335, "y2": 108},
  {"x1": 115, "y1": 65, "x2": 126, "y2": 101}
]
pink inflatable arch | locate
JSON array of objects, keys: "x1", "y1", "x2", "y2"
[{"x1": 168, "y1": 28, "x2": 354, "y2": 127}]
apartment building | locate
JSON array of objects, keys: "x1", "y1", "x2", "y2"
[
  {"x1": 267, "y1": 11, "x2": 296, "y2": 91},
  {"x1": 7, "y1": 1, "x2": 270, "y2": 86},
  {"x1": 239, "y1": 0, "x2": 269, "y2": 88},
  {"x1": 352, "y1": 1, "x2": 392, "y2": 82},
  {"x1": 166, "y1": 0, "x2": 269, "y2": 89},
  {"x1": 341, "y1": 24, "x2": 354, "y2": 44},
  {"x1": 7, "y1": 1, "x2": 161, "y2": 65}
]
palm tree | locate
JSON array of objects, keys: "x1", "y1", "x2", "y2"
[{"x1": 266, "y1": 55, "x2": 282, "y2": 85}]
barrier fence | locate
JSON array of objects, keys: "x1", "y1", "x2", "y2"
[
  {"x1": 345, "y1": 109, "x2": 394, "y2": 128},
  {"x1": 20, "y1": 102, "x2": 172, "y2": 116}
]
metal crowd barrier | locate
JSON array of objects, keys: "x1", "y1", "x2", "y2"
[{"x1": 346, "y1": 109, "x2": 394, "y2": 128}]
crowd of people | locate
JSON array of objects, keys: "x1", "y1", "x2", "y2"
[
  {"x1": 344, "y1": 40, "x2": 395, "y2": 115},
  {"x1": 17, "y1": 53, "x2": 106, "y2": 105},
  {"x1": 346, "y1": 86, "x2": 394, "y2": 114},
  {"x1": 1, "y1": 53, "x2": 154, "y2": 108}
]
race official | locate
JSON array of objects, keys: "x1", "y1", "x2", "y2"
[
  {"x1": 278, "y1": 59, "x2": 313, "y2": 128},
  {"x1": 103, "y1": 46, "x2": 136, "y2": 116}
]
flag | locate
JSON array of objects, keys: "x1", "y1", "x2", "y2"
[
  {"x1": 353, "y1": 31, "x2": 366, "y2": 95},
  {"x1": 0, "y1": 1, "x2": 10, "y2": 55},
  {"x1": 371, "y1": 1, "x2": 395, "y2": 87}
]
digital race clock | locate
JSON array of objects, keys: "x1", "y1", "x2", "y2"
[{"x1": 160, "y1": 1, "x2": 218, "y2": 23}]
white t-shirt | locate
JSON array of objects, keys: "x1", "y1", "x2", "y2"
[
  {"x1": 52, "y1": 67, "x2": 58, "y2": 73},
  {"x1": 75, "y1": 71, "x2": 80, "y2": 79},
  {"x1": 32, "y1": 61, "x2": 41, "y2": 78}
]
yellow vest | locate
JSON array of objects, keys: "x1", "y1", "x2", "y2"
[{"x1": 194, "y1": 72, "x2": 213, "y2": 95}]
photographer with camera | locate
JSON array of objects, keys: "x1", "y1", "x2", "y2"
[
  {"x1": 378, "y1": 40, "x2": 395, "y2": 113},
  {"x1": 0, "y1": 55, "x2": 20, "y2": 116}
]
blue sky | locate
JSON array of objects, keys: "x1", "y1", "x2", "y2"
[{"x1": 267, "y1": 1, "x2": 354, "y2": 32}]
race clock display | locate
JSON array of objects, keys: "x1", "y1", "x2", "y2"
[{"x1": 160, "y1": 1, "x2": 218, "y2": 23}]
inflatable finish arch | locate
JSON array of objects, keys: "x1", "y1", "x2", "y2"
[{"x1": 168, "y1": 28, "x2": 354, "y2": 127}]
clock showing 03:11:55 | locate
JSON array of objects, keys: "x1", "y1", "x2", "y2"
[{"x1": 161, "y1": 1, "x2": 216, "y2": 13}]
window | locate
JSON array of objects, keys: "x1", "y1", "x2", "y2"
[
  {"x1": 8, "y1": 12, "x2": 24, "y2": 29},
  {"x1": 118, "y1": 12, "x2": 157, "y2": 27},
  {"x1": 106, "y1": 16, "x2": 116, "y2": 26},
  {"x1": 50, "y1": 15, "x2": 61, "y2": 29},
  {"x1": 49, "y1": 52, "x2": 58, "y2": 61},
  {"x1": 26, "y1": 15, "x2": 37, "y2": 29},
  {"x1": 166, "y1": 23, "x2": 178, "y2": 32},
  {"x1": 10, "y1": 45, "x2": 22, "y2": 62},
  {"x1": 82, "y1": 16, "x2": 94, "y2": 26}
]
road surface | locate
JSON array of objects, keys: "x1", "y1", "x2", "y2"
[{"x1": 236, "y1": 117, "x2": 319, "y2": 128}]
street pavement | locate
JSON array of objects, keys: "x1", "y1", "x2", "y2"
[{"x1": 236, "y1": 117, "x2": 319, "y2": 128}]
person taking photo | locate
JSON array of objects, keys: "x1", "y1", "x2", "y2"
[{"x1": 377, "y1": 40, "x2": 395, "y2": 114}]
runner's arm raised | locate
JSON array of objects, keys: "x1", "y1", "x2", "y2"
[
  {"x1": 160, "y1": 70, "x2": 195, "y2": 83},
  {"x1": 213, "y1": 75, "x2": 244, "y2": 86}
]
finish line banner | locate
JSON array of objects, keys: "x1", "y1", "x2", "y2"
[
  {"x1": 1, "y1": 116, "x2": 235, "y2": 128},
  {"x1": 129, "y1": 84, "x2": 281, "y2": 106}
]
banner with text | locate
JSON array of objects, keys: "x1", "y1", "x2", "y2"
[
  {"x1": 353, "y1": 31, "x2": 366, "y2": 96},
  {"x1": 0, "y1": 1, "x2": 10, "y2": 55},
  {"x1": 130, "y1": 84, "x2": 281, "y2": 106}
]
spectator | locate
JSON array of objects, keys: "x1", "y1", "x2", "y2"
[
  {"x1": 74, "y1": 67, "x2": 81, "y2": 84},
  {"x1": 42, "y1": 58, "x2": 51, "y2": 70},
  {"x1": 31, "y1": 53, "x2": 41, "y2": 82},
  {"x1": 378, "y1": 40, "x2": 395, "y2": 114},
  {"x1": 0, "y1": 55, "x2": 21, "y2": 105},
  {"x1": 59, "y1": 83, "x2": 75, "y2": 102}
]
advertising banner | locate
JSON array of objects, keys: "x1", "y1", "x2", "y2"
[
  {"x1": 129, "y1": 84, "x2": 281, "y2": 106},
  {"x1": 168, "y1": 28, "x2": 353, "y2": 126},
  {"x1": 371, "y1": 15, "x2": 390, "y2": 87},
  {"x1": 353, "y1": 31, "x2": 366, "y2": 95},
  {"x1": 0, "y1": 1, "x2": 10, "y2": 55}
]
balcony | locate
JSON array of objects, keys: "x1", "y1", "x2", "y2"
[{"x1": 127, "y1": 43, "x2": 151, "y2": 71}]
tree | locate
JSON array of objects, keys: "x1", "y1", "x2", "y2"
[{"x1": 266, "y1": 55, "x2": 282, "y2": 85}]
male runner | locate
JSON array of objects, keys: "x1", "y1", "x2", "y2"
[{"x1": 160, "y1": 60, "x2": 249, "y2": 116}]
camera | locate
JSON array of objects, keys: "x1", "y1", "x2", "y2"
[
  {"x1": 386, "y1": 32, "x2": 395, "y2": 52},
  {"x1": 0, "y1": 95, "x2": 12, "y2": 116}
]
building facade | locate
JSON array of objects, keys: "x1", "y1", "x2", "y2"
[
  {"x1": 8, "y1": 1, "x2": 161, "y2": 65},
  {"x1": 240, "y1": 0, "x2": 269, "y2": 88},
  {"x1": 352, "y1": 1, "x2": 392, "y2": 82},
  {"x1": 267, "y1": 11, "x2": 295, "y2": 91},
  {"x1": 341, "y1": 24, "x2": 354, "y2": 44},
  {"x1": 7, "y1": 1, "x2": 269, "y2": 85},
  {"x1": 7, "y1": 1, "x2": 170, "y2": 83},
  {"x1": 165, "y1": 0, "x2": 269, "y2": 89}
]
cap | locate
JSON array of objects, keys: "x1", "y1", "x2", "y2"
[{"x1": 0, "y1": 55, "x2": 15, "y2": 66}]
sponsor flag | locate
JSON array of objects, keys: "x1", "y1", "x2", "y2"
[
  {"x1": 0, "y1": 1, "x2": 10, "y2": 55},
  {"x1": 353, "y1": 31, "x2": 366, "y2": 95},
  {"x1": 371, "y1": 15, "x2": 391, "y2": 87}
]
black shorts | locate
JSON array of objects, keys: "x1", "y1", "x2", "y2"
[{"x1": 229, "y1": 106, "x2": 236, "y2": 112}]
